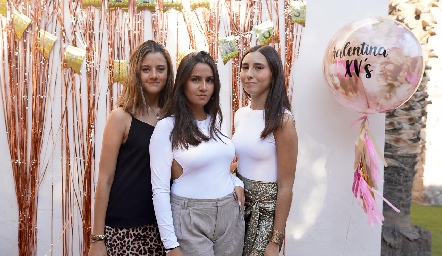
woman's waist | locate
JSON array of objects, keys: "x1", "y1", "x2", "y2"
[
  {"x1": 171, "y1": 174, "x2": 235, "y2": 199},
  {"x1": 236, "y1": 167, "x2": 277, "y2": 183},
  {"x1": 170, "y1": 192, "x2": 237, "y2": 208},
  {"x1": 237, "y1": 172, "x2": 278, "y2": 202}
]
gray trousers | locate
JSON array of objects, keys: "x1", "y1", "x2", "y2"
[{"x1": 171, "y1": 192, "x2": 245, "y2": 256}]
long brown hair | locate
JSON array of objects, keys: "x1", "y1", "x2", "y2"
[
  {"x1": 165, "y1": 51, "x2": 225, "y2": 149},
  {"x1": 116, "y1": 40, "x2": 174, "y2": 116},
  {"x1": 241, "y1": 45, "x2": 290, "y2": 138}
]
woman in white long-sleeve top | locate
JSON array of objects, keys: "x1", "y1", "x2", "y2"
[{"x1": 150, "y1": 51, "x2": 245, "y2": 256}]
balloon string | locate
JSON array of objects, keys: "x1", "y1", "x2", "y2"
[
  {"x1": 369, "y1": 186, "x2": 400, "y2": 213},
  {"x1": 351, "y1": 115, "x2": 368, "y2": 127}
]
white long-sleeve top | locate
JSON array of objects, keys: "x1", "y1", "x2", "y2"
[
  {"x1": 150, "y1": 115, "x2": 243, "y2": 249},
  {"x1": 232, "y1": 106, "x2": 293, "y2": 182}
]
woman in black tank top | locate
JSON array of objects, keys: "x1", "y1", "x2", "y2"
[{"x1": 88, "y1": 40, "x2": 174, "y2": 256}]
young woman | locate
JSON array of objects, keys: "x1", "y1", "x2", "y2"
[
  {"x1": 88, "y1": 40, "x2": 174, "y2": 256},
  {"x1": 232, "y1": 45, "x2": 298, "y2": 256},
  {"x1": 150, "y1": 51, "x2": 245, "y2": 256}
]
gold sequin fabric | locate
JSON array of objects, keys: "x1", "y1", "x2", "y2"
[{"x1": 238, "y1": 173, "x2": 277, "y2": 256}]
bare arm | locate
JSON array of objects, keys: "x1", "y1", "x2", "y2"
[
  {"x1": 265, "y1": 114, "x2": 298, "y2": 255},
  {"x1": 88, "y1": 108, "x2": 130, "y2": 256}
]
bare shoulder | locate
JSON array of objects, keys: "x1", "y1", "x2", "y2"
[
  {"x1": 109, "y1": 107, "x2": 131, "y2": 119},
  {"x1": 274, "y1": 113, "x2": 297, "y2": 141},
  {"x1": 281, "y1": 113, "x2": 296, "y2": 131},
  {"x1": 106, "y1": 107, "x2": 132, "y2": 131},
  {"x1": 107, "y1": 107, "x2": 130, "y2": 123}
]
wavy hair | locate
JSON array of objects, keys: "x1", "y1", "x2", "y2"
[
  {"x1": 116, "y1": 40, "x2": 174, "y2": 116},
  {"x1": 165, "y1": 51, "x2": 224, "y2": 149},
  {"x1": 241, "y1": 45, "x2": 290, "y2": 138}
]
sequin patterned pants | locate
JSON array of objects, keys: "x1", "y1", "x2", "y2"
[{"x1": 238, "y1": 173, "x2": 278, "y2": 256}]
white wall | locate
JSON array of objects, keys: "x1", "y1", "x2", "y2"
[
  {"x1": 423, "y1": 6, "x2": 442, "y2": 197},
  {"x1": 0, "y1": 0, "x2": 388, "y2": 255},
  {"x1": 287, "y1": 1, "x2": 388, "y2": 255}
]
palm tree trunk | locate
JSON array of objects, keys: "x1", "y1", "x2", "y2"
[
  {"x1": 382, "y1": 86, "x2": 432, "y2": 255},
  {"x1": 381, "y1": 1, "x2": 436, "y2": 255}
]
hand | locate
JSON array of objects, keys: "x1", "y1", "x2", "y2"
[
  {"x1": 263, "y1": 242, "x2": 279, "y2": 256},
  {"x1": 234, "y1": 186, "x2": 245, "y2": 209},
  {"x1": 166, "y1": 247, "x2": 184, "y2": 256},
  {"x1": 230, "y1": 161, "x2": 238, "y2": 173},
  {"x1": 88, "y1": 241, "x2": 108, "y2": 256}
]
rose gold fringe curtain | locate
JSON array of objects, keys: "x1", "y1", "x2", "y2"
[
  {"x1": 0, "y1": 1, "x2": 304, "y2": 255},
  {"x1": 0, "y1": 0, "x2": 56, "y2": 254}
]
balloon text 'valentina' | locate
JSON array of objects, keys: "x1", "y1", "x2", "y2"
[
  {"x1": 333, "y1": 42, "x2": 389, "y2": 79},
  {"x1": 333, "y1": 42, "x2": 389, "y2": 59}
]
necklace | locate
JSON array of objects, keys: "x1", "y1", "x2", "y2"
[{"x1": 148, "y1": 106, "x2": 160, "y2": 120}]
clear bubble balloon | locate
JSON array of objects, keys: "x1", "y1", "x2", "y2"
[{"x1": 323, "y1": 17, "x2": 424, "y2": 114}]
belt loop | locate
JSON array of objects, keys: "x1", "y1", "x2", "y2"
[
  {"x1": 183, "y1": 199, "x2": 188, "y2": 210},
  {"x1": 233, "y1": 191, "x2": 238, "y2": 202}
]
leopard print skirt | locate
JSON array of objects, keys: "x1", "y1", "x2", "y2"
[{"x1": 104, "y1": 223, "x2": 165, "y2": 256}]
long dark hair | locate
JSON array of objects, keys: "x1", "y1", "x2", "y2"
[
  {"x1": 241, "y1": 45, "x2": 290, "y2": 138},
  {"x1": 165, "y1": 51, "x2": 224, "y2": 149},
  {"x1": 116, "y1": 40, "x2": 174, "y2": 116}
]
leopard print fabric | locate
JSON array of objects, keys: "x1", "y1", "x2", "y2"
[{"x1": 105, "y1": 223, "x2": 165, "y2": 256}]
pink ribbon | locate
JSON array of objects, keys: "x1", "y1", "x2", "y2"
[{"x1": 351, "y1": 115, "x2": 368, "y2": 127}]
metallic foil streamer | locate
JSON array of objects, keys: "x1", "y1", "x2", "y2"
[
  {"x1": 225, "y1": 0, "x2": 259, "y2": 128},
  {"x1": 284, "y1": 1, "x2": 298, "y2": 100},
  {"x1": 0, "y1": 0, "x2": 6, "y2": 17},
  {"x1": 113, "y1": 60, "x2": 128, "y2": 83},
  {"x1": 181, "y1": 6, "x2": 197, "y2": 51},
  {"x1": 37, "y1": 29, "x2": 57, "y2": 59},
  {"x1": 263, "y1": 0, "x2": 279, "y2": 46},
  {"x1": 55, "y1": 4, "x2": 93, "y2": 254},
  {"x1": 12, "y1": 13, "x2": 32, "y2": 40},
  {"x1": 82, "y1": 0, "x2": 102, "y2": 9},
  {"x1": 1, "y1": 2, "x2": 55, "y2": 254},
  {"x1": 218, "y1": 35, "x2": 238, "y2": 64},
  {"x1": 136, "y1": 0, "x2": 157, "y2": 12},
  {"x1": 291, "y1": 1, "x2": 306, "y2": 26},
  {"x1": 64, "y1": 45, "x2": 86, "y2": 74},
  {"x1": 252, "y1": 20, "x2": 274, "y2": 45},
  {"x1": 204, "y1": 1, "x2": 219, "y2": 61},
  {"x1": 181, "y1": 0, "x2": 219, "y2": 66},
  {"x1": 79, "y1": 8, "x2": 106, "y2": 252},
  {"x1": 190, "y1": 0, "x2": 210, "y2": 11},
  {"x1": 107, "y1": 1, "x2": 144, "y2": 108},
  {"x1": 150, "y1": 2, "x2": 163, "y2": 42},
  {"x1": 163, "y1": 0, "x2": 182, "y2": 12},
  {"x1": 58, "y1": 5, "x2": 109, "y2": 253}
]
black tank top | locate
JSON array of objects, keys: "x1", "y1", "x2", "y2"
[{"x1": 105, "y1": 116, "x2": 156, "y2": 228}]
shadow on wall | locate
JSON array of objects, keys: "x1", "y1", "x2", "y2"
[{"x1": 287, "y1": 135, "x2": 328, "y2": 240}]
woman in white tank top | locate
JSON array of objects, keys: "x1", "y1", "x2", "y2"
[{"x1": 232, "y1": 45, "x2": 298, "y2": 256}]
